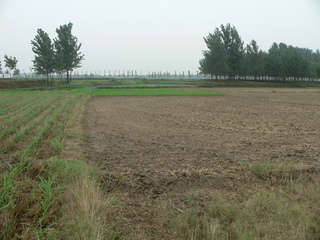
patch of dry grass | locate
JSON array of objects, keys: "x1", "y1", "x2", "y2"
[
  {"x1": 48, "y1": 159, "x2": 123, "y2": 240},
  {"x1": 168, "y1": 163, "x2": 320, "y2": 240}
]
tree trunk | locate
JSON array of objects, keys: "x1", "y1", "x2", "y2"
[
  {"x1": 67, "y1": 71, "x2": 69, "y2": 84},
  {"x1": 46, "y1": 73, "x2": 49, "y2": 86}
]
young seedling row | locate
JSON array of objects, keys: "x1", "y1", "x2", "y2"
[
  {"x1": 2, "y1": 99, "x2": 63, "y2": 154},
  {"x1": 0, "y1": 92, "x2": 62, "y2": 133},
  {"x1": 0, "y1": 90, "x2": 85, "y2": 239},
  {"x1": 0, "y1": 91, "x2": 55, "y2": 115}
]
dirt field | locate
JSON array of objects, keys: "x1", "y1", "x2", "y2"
[{"x1": 82, "y1": 88, "x2": 320, "y2": 238}]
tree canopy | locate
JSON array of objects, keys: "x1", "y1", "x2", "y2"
[
  {"x1": 31, "y1": 28, "x2": 55, "y2": 85},
  {"x1": 54, "y1": 22, "x2": 84, "y2": 83},
  {"x1": 200, "y1": 23, "x2": 320, "y2": 81},
  {"x1": 4, "y1": 55, "x2": 18, "y2": 78},
  {"x1": 31, "y1": 22, "x2": 84, "y2": 84}
]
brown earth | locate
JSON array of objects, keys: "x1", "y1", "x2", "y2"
[{"x1": 82, "y1": 88, "x2": 320, "y2": 238}]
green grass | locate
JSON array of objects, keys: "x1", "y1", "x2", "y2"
[{"x1": 92, "y1": 88, "x2": 222, "y2": 96}]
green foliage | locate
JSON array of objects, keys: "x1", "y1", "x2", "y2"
[
  {"x1": 244, "y1": 40, "x2": 265, "y2": 79},
  {"x1": 200, "y1": 23, "x2": 320, "y2": 81},
  {"x1": 0, "y1": 165, "x2": 18, "y2": 211},
  {"x1": 30, "y1": 22, "x2": 84, "y2": 84},
  {"x1": 4, "y1": 55, "x2": 18, "y2": 78},
  {"x1": 51, "y1": 136, "x2": 62, "y2": 153},
  {"x1": 219, "y1": 23, "x2": 244, "y2": 78},
  {"x1": 54, "y1": 22, "x2": 85, "y2": 83},
  {"x1": 0, "y1": 90, "x2": 87, "y2": 239},
  {"x1": 4, "y1": 55, "x2": 18, "y2": 71},
  {"x1": 200, "y1": 33, "x2": 228, "y2": 78},
  {"x1": 266, "y1": 43, "x2": 314, "y2": 80},
  {"x1": 200, "y1": 23, "x2": 244, "y2": 79},
  {"x1": 31, "y1": 28, "x2": 55, "y2": 85},
  {"x1": 39, "y1": 176, "x2": 55, "y2": 218}
]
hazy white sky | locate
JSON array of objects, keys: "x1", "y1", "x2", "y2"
[{"x1": 0, "y1": 0, "x2": 319, "y2": 74}]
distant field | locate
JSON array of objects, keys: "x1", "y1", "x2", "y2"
[
  {"x1": 1, "y1": 78, "x2": 320, "y2": 90},
  {"x1": 92, "y1": 88, "x2": 222, "y2": 96}
]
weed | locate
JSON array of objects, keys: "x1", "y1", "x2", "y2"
[
  {"x1": 182, "y1": 193, "x2": 195, "y2": 206},
  {"x1": 244, "y1": 160, "x2": 311, "y2": 182},
  {"x1": 51, "y1": 136, "x2": 62, "y2": 153},
  {"x1": 175, "y1": 211, "x2": 217, "y2": 240},
  {"x1": 39, "y1": 176, "x2": 55, "y2": 217},
  {"x1": 0, "y1": 165, "x2": 18, "y2": 211}
]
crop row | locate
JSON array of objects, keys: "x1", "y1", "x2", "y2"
[
  {"x1": 0, "y1": 90, "x2": 86, "y2": 239},
  {"x1": 0, "y1": 91, "x2": 52, "y2": 116},
  {"x1": 21, "y1": 94, "x2": 83, "y2": 161},
  {"x1": 0, "y1": 91, "x2": 81, "y2": 160},
  {"x1": 0, "y1": 91, "x2": 84, "y2": 209},
  {"x1": 0, "y1": 92, "x2": 63, "y2": 127},
  {"x1": 1, "y1": 99, "x2": 63, "y2": 154},
  {"x1": 0, "y1": 93, "x2": 65, "y2": 138}
]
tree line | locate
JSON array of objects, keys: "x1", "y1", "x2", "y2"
[
  {"x1": 199, "y1": 23, "x2": 320, "y2": 81},
  {"x1": 31, "y1": 22, "x2": 84, "y2": 85}
]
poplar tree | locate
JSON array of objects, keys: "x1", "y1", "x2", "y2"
[
  {"x1": 0, "y1": 61, "x2": 2, "y2": 78},
  {"x1": 219, "y1": 23, "x2": 244, "y2": 79},
  {"x1": 54, "y1": 22, "x2": 84, "y2": 83},
  {"x1": 199, "y1": 33, "x2": 228, "y2": 78},
  {"x1": 31, "y1": 28, "x2": 55, "y2": 85},
  {"x1": 4, "y1": 55, "x2": 18, "y2": 79},
  {"x1": 200, "y1": 23, "x2": 244, "y2": 79},
  {"x1": 245, "y1": 40, "x2": 265, "y2": 80}
]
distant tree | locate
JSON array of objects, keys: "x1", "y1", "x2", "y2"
[
  {"x1": 266, "y1": 43, "x2": 314, "y2": 81},
  {"x1": 200, "y1": 23, "x2": 244, "y2": 80},
  {"x1": 311, "y1": 50, "x2": 320, "y2": 79},
  {"x1": 244, "y1": 40, "x2": 265, "y2": 80},
  {"x1": 4, "y1": 55, "x2": 18, "y2": 79},
  {"x1": 31, "y1": 28, "x2": 55, "y2": 85},
  {"x1": 0, "y1": 61, "x2": 3, "y2": 78},
  {"x1": 54, "y1": 22, "x2": 84, "y2": 83},
  {"x1": 286, "y1": 46, "x2": 310, "y2": 80},
  {"x1": 266, "y1": 43, "x2": 281, "y2": 80},
  {"x1": 199, "y1": 32, "x2": 228, "y2": 78},
  {"x1": 218, "y1": 23, "x2": 245, "y2": 79},
  {"x1": 13, "y1": 69, "x2": 20, "y2": 76}
]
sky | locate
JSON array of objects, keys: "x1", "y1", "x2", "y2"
[{"x1": 0, "y1": 0, "x2": 319, "y2": 74}]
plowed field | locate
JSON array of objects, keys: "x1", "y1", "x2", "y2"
[{"x1": 83, "y1": 88, "x2": 320, "y2": 238}]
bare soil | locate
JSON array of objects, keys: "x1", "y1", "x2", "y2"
[{"x1": 82, "y1": 88, "x2": 320, "y2": 238}]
